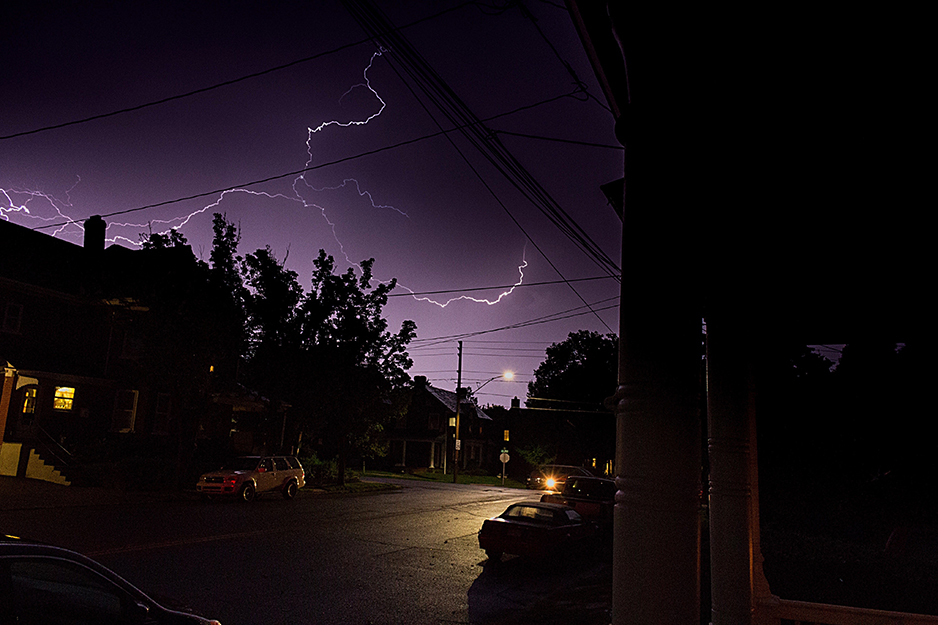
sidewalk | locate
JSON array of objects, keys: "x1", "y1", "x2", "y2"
[{"x1": 0, "y1": 475, "x2": 197, "y2": 511}]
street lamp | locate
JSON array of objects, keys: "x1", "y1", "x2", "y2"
[
  {"x1": 475, "y1": 371, "x2": 515, "y2": 394},
  {"x1": 453, "y1": 371, "x2": 514, "y2": 484}
]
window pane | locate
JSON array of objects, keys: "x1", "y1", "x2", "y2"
[
  {"x1": 54, "y1": 387, "x2": 75, "y2": 411},
  {"x1": 22, "y1": 388, "x2": 37, "y2": 414}
]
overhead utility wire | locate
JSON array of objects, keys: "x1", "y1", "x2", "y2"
[
  {"x1": 0, "y1": 2, "x2": 476, "y2": 141},
  {"x1": 516, "y1": 0, "x2": 612, "y2": 113},
  {"x1": 342, "y1": 0, "x2": 617, "y2": 333},
  {"x1": 388, "y1": 274, "x2": 617, "y2": 297},
  {"x1": 492, "y1": 130, "x2": 624, "y2": 150},
  {"x1": 409, "y1": 296, "x2": 619, "y2": 349},
  {"x1": 30, "y1": 90, "x2": 578, "y2": 231},
  {"x1": 341, "y1": 0, "x2": 619, "y2": 282}
]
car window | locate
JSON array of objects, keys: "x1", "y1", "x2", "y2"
[
  {"x1": 273, "y1": 457, "x2": 289, "y2": 471},
  {"x1": 505, "y1": 506, "x2": 555, "y2": 524},
  {"x1": 258, "y1": 458, "x2": 273, "y2": 471},
  {"x1": 6, "y1": 558, "x2": 129, "y2": 624},
  {"x1": 286, "y1": 457, "x2": 301, "y2": 470}
]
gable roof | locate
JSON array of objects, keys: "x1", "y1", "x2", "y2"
[{"x1": 423, "y1": 383, "x2": 492, "y2": 421}]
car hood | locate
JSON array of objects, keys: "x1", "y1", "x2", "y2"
[{"x1": 201, "y1": 470, "x2": 249, "y2": 478}]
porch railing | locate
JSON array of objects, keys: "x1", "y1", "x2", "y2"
[{"x1": 757, "y1": 597, "x2": 938, "y2": 625}]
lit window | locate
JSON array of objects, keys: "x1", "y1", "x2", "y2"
[
  {"x1": 22, "y1": 388, "x2": 37, "y2": 414},
  {"x1": 54, "y1": 387, "x2": 75, "y2": 411}
]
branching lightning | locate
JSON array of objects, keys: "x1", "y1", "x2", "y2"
[
  {"x1": 2, "y1": 48, "x2": 528, "y2": 310},
  {"x1": 399, "y1": 251, "x2": 529, "y2": 309}
]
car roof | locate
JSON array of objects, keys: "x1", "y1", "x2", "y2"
[{"x1": 506, "y1": 501, "x2": 572, "y2": 512}]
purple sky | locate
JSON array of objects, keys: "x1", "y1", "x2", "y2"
[{"x1": 1, "y1": 1, "x2": 623, "y2": 406}]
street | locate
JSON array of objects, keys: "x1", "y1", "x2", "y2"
[{"x1": 0, "y1": 479, "x2": 608, "y2": 624}]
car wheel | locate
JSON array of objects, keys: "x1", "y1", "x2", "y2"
[
  {"x1": 240, "y1": 483, "x2": 255, "y2": 502},
  {"x1": 485, "y1": 549, "x2": 502, "y2": 562},
  {"x1": 282, "y1": 480, "x2": 298, "y2": 500}
]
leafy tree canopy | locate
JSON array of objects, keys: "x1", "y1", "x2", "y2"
[{"x1": 527, "y1": 330, "x2": 618, "y2": 410}]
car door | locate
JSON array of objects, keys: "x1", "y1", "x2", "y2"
[
  {"x1": 272, "y1": 456, "x2": 290, "y2": 489},
  {"x1": 255, "y1": 457, "x2": 275, "y2": 493}
]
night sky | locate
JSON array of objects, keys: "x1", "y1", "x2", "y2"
[{"x1": 1, "y1": 0, "x2": 623, "y2": 406}]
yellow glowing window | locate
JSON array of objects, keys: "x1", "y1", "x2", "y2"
[
  {"x1": 22, "y1": 388, "x2": 37, "y2": 414},
  {"x1": 54, "y1": 387, "x2": 75, "y2": 411}
]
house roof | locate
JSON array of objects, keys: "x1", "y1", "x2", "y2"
[{"x1": 424, "y1": 384, "x2": 492, "y2": 421}]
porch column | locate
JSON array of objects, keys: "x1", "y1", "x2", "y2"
[
  {"x1": 706, "y1": 312, "x2": 754, "y2": 624},
  {"x1": 612, "y1": 115, "x2": 702, "y2": 625}
]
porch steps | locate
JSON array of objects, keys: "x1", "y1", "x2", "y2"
[{"x1": 25, "y1": 448, "x2": 71, "y2": 486}]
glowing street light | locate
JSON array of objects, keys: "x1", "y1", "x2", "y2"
[{"x1": 475, "y1": 371, "x2": 514, "y2": 394}]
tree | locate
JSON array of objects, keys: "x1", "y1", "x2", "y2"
[
  {"x1": 527, "y1": 330, "x2": 618, "y2": 410},
  {"x1": 239, "y1": 246, "x2": 305, "y2": 452},
  {"x1": 297, "y1": 251, "x2": 415, "y2": 485}
]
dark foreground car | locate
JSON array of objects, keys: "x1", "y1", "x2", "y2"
[
  {"x1": 0, "y1": 535, "x2": 221, "y2": 624},
  {"x1": 478, "y1": 502, "x2": 594, "y2": 561},
  {"x1": 526, "y1": 465, "x2": 594, "y2": 491}
]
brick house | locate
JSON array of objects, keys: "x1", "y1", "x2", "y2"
[
  {"x1": 0, "y1": 216, "x2": 256, "y2": 483},
  {"x1": 385, "y1": 375, "x2": 497, "y2": 473}
]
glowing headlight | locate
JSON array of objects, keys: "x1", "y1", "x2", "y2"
[{"x1": 546, "y1": 478, "x2": 556, "y2": 489}]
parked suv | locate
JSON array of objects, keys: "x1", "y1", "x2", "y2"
[{"x1": 197, "y1": 455, "x2": 305, "y2": 501}]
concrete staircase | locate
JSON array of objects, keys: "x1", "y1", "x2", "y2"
[{"x1": 25, "y1": 447, "x2": 71, "y2": 486}]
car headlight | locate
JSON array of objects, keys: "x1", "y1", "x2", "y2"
[{"x1": 546, "y1": 478, "x2": 556, "y2": 489}]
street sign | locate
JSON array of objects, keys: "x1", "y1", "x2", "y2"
[
  {"x1": 499, "y1": 453, "x2": 510, "y2": 464},
  {"x1": 455, "y1": 439, "x2": 461, "y2": 451}
]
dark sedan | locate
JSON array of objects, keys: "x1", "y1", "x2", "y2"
[
  {"x1": 0, "y1": 535, "x2": 220, "y2": 624},
  {"x1": 478, "y1": 502, "x2": 594, "y2": 561}
]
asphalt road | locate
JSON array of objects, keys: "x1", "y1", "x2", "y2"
[{"x1": 0, "y1": 478, "x2": 608, "y2": 624}]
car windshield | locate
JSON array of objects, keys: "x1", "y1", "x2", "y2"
[
  {"x1": 503, "y1": 505, "x2": 557, "y2": 524},
  {"x1": 220, "y1": 457, "x2": 260, "y2": 471}
]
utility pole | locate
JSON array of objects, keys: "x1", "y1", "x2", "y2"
[{"x1": 452, "y1": 341, "x2": 463, "y2": 484}]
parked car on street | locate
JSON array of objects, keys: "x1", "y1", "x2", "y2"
[
  {"x1": 526, "y1": 464, "x2": 594, "y2": 491},
  {"x1": 0, "y1": 534, "x2": 221, "y2": 624},
  {"x1": 478, "y1": 501, "x2": 594, "y2": 561},
  {"x1": 540, "y1": 475, "x2": 616, "y2": 527},
  {"x1": 197, "y1": 455, "x2": 305, "y2": 501}
]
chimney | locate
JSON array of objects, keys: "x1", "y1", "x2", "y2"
[
  {"x1": 414, "y1": 375, "x2": 428, "y2": 388},
  {"x1": 511, "y1": 397, "x2": 520, "y2": 410},
  {"x1": 84, "y1": 215, "x2": 106, "y2": 252}
]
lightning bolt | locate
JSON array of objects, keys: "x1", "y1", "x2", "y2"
[
  {"x1": 399, "y1": 251, "x2": 529, "y2": 308},
  {"x1": 3, "y1": 48, "x2": 528, "y2": 309}
]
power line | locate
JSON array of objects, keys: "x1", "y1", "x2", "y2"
[
  {"x1": 0, "y1": 2, "x2": 477, "y2": 142},
  {"x1": 409, "y1": 296, "x2": 619, "y2": 348},
  {"x1": 390, "y1": 274, "x2": 617, "y2": 297},
  {"x1": 492, "y1": 129, "x2": 623, "y2": 150},
  {"x1": 343, "y1": 0, "x2": 618, "y2": 334},
  {"x1": 30, "y1": 90, "x2": 580, "y2": 231}
]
